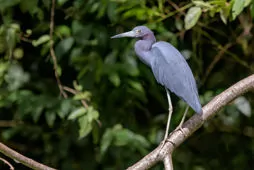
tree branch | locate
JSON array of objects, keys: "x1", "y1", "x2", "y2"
[
  {"x1": 128, "y1": 74, "x2": 254, "y2": 170},
  {"x1": 0, "y1": 142, "x2": 57, "y2": 170},
  {"x1": 0, "y1": 157, "x2": 14, "y2": 170},
  {"x1": 163, "y1": 154, "x2": 173, "y2": 170},
  {"x1": 49, "y1": 0, "x2": 67, "y2": 98}
]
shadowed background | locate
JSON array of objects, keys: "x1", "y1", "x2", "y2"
[{"x1": 0, "y1": 0, "x2": 253, "y2": 169}]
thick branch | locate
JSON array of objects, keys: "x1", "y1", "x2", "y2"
[
  {"x1": 0, "y1": 143, "x2": 56, "y2": 170},
  {"x1": 128, "y1": 74, "x2": 254, "y2": 170},
  {"x1": 163, "y1": 154, "x2": 173, "y2": 170}
]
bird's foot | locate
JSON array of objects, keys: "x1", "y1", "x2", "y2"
[
  {"x1": 157, "y1": 138, "x2": 167, "y2": 156},
  {"x1": 173, "y1": 124, "x2": 186, "y2": 137}
]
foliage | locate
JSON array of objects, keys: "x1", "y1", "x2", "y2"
[{"x1": 0, "y1": 0, "x2": 253, "y2": 169}]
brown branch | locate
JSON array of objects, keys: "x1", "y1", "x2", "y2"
[
  {"x1": 127, "y1": 74, "x2": 254, "y2": 170},
  {"x1": 49, "y1": 0, "x2": 68, "y2": 98},
  {"x1": 168, "y1": 0, "x2": 185, "y2": 15},
  {"x1": 62, "y1": 86, "x2": 89, "y2": 108},
  {"x1": 0, "y1": 142, "x2": 57, "y2": 170},
  {"x1": 0, "y1": 157, "x2": 14, "y2": 170},
  {"x1": 0, "y1": 121, "x2": 22, "y2": 127}
]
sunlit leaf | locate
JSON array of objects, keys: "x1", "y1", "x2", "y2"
[
  {"x1": 231, "y1": 0, "x2": 245, "y2": 20},
  {"x1": 68, "y1": 107, "x2": 87, "y2": 120},
  {"x1": 86, "y1": 106, "x2": 99, "y2": 122},
  {"x1": 128, "y1": 81, "x2": 144, "y2": 93},
  {"x1": 73, "y1": 91, "x2": 92, "y2": 101},
  {"x1": 13, "y1": 48, "x2": 24, "y2": 59},
  {"x1": 6, "y1": 27, "x2": 16, "y2": 55},
  {"x1": 32, "y1": 35, "x2": 50, "y2": 47},
  {"x1": 5, "y1": 64, "x2": 30, "y2": 91},
  {"x1": 184, "y1": 7, "x2": 202, "y2": 30},
  {"x1": 78, "y1": 115, "x2": 92, "y2": 138},
  {"x1": 55, "y1": 25, "x2": 71, "y2": 37},
  {"x1": 192, "y1": 0, "x2": 212, "y2": 8}
]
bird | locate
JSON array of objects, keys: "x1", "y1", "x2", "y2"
[{"x1": 111, "y1": 26, "x2": 202, "y2": 141}]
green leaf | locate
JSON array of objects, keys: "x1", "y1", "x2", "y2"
[
  {"x1": 45, "y1": 111, "x2": 56, "y2": 127},
  {"x1": 73, "y1": 81, "x2": 83, "y2": 91},
  {"x1": 109, "y1": 73, "x2": 120, "y2": 87},
  {"x1": 0, "y1": 0, "x2": 20, "y2": 11},
  {"x1": 128, "y1": 81, "x2": 144, "y2": 93},
  {"x1": 58, "y1": 99, "x2": 73, "y2": 119},
  {"x1": 32, "y1": 35, "x2": 50, "y2": 47},
  {"x1": 5, "y1": 64, "x2": 30, "y2": 91},
  {"x1": 231, "y1": 0, "x2": 245, "y2": 20},
  {"x1": 57, "y1": 0, "x2": 68, "y2": 6},
  {"x1": 55, "y1": 25, "x2": 71, "y2": 37},
  {"x1": 68, "y1": 107, "x2": 87, "y2": 120},
  {"x1": 32, "y1": 105, "x2": 43, "y2": 122},
  {"x1": 184, "y1": 7, "x2": 202, "y2": 30},
  {"x1": 20, "y1": 0, "x2": 38, "y2": 13},
  {"x1": 244, "y1": 0, "x2": 252, "y2": 7},
  {"x1": 192, "y1": 0, "x2": 212, "y2": 8},
  {"x1": 86, "y1": 107, "x2": 99, "y2": 122},
  {"x1": 100, "y1": 128, "x2": 114, "y2": 156},
  {"x1": 55, "y1": 37, "x2": 74, "y2": 58},
  {"x1": 220, "y1": 5, "x2": 231, "y2": 24},
  {"x1": 78, "y1": 115, "x2": 92, "y2": 138},
  {"x1": 100, "y1": 124, "x2": 150, "y2": 156},
  {"x1": 73, "y1": 91, "x2": 92, "y2": 101},
  {"x1": 6, "y1": 27, "x2": 16, "y2": 55},
  {"x1": 13, "y1": 48, "x2": 24, "y2": 59}
]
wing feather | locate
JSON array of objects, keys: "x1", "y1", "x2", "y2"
[{"x1": 151, "y1": 42, "x2": 202, "y2": 114}]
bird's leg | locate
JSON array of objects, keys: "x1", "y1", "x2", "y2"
[
  {"x1": 163, "y1": 89, "x2": 173, "y2": 141},
  {"x1": 158, "y1": 89, "x2": 173, "y2": 152},
  {"x1": 174, "y1": 106, "x2": 189, "y2": 133}
]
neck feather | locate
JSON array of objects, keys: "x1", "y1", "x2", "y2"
[{"x1": 134, "y1": 37, "x2": 156, "y2": 67}]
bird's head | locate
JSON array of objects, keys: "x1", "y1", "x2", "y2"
[{"x1": 111, "y1": 26, "x2": 154, "y2": 39}]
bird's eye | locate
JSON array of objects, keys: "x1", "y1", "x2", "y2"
[{"x1": 136, "y1": 29, "x2": 141, "y2": 34}]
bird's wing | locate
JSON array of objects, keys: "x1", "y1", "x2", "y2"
[{"x1": 151, "y1": 41, "x2": 202, "y2": 114}]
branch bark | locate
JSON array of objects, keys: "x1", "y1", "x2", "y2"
[
  {"x1": 0, "y1": 143, "x2": 56, "y2": 170},
  {"x1": 127, "y1": 74, "x2": 254, "y2": 170},
  {"x1": 0, "y1": 75, "x2": 253, "y2": 170}
]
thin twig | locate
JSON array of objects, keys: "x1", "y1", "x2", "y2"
[
  {"x1": 0, "y1": 143, "x2": 56, "y2": 170},
  {"x1": 62, "y1": 85, "x2": 102, "y2": 127},
  {"x1": 0, "y1": 121, "x2": 22, "y2": 127},
  {"x1": 62, "y1": 86, "x2": 89, "y2": 108},
  {"x1": 127, "y1": 74, "x2": 254, "y2": 169},
  {"x1": 0, "y1": 157, "x2": 14, "y2": 170},
  {"x1": 49, "y1": 0, "x2": 68, "y2": 98},
  {"x1": 202, "y1": 43, "x2": 233, "y2": 84},
  {"x1": 168, "y1": 0, "x2": 185, "y2": 15}
]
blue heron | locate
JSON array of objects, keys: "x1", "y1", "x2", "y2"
[{"x1": 111, "y1": 26, "x2": 202, "y2": 141}]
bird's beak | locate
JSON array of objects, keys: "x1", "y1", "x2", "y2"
[{"x1": 111, "y1": 30, "x2": 136, "y2": 39}]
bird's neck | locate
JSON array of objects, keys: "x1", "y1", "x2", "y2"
[{"x1": 134, "y1": 35, "x2": 156, "y2": 67}]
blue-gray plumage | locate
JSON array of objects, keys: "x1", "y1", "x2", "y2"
[{"x1": 111, "y1": 26, "x2": 202, "y2": 140}]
